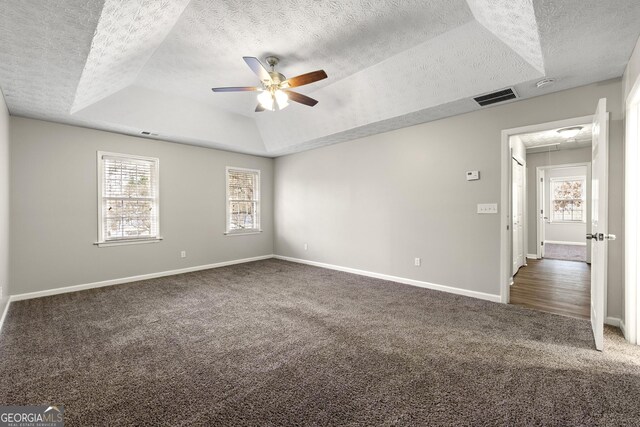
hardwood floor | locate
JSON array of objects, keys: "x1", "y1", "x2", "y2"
[{"x1": 510, "y1": 258, "x2": 590, "y2": 320}]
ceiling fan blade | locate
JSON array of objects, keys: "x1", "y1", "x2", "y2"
[
  {"x1": 211, "y1": 86, "x2": 260, "y2": 92},
  {"x1": 255, "y1": 104, "x2": 266, "y2": 112},
  {"x1": 243, "y1": 56, "x2": 272, "y2": 84},
  {"x1": 284, "y1": 70, "x2": 327, "y2": 88},
  {"x1": 284, "y1": 90, "x2": 318, "y2": 107}
]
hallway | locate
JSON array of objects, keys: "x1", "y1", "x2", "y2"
[{"x1": 511, "y1": 258, "x2": 590, "y2": 320}]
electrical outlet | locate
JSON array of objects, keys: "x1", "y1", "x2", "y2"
[
  {"x1": 180, "y1": 250, "x2": 187, "y2": 258},
  {"x1": 304, "y1": 243, "x2": 308, "y2": 251},
  {"x1": 414, "y1": 257, "x2": 421, "y2": 267}
]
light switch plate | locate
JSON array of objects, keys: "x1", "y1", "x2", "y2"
[{"x1": 477, "y1": 203, "x2": 498, "y2": 214}]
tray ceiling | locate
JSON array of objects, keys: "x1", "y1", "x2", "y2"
[{"x1": 0, "y1": 0, "x2": 639, "y2": 156}]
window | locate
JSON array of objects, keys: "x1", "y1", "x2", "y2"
[
  {"x1": 226, "y1": 167, "x2": 260, "y2": 234},
  {"x1": 97, "y1": 152, "x2": 160, "y2": 246},
  {"x1": 550, "y1": 177, "x2": 586, "y2": 222}
]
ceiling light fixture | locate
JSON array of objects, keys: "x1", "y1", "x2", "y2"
[
  {"x1": 257, "y1": 90, "x2": 274, "y2": 111},
  {"x1": 556, "y1": 126, "x2": 583, "y2": 139},
  {"x1": 257, "y1": 88, "x2": 289, "y2": 112},
  {"x1": 274, "y1": 90, "x2": 289, "y2": 109},
  {"x1": 536, "y1": 78, "x2": 555, "y2": 89}
]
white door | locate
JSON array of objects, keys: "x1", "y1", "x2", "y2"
[
  {"x1": 590, "y1": 98, "x2": 612, "y2": 351},
  {"x1": 512, "y1": 159, "x2": 525, "y2": 274}
]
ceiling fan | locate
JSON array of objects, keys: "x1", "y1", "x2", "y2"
[{"x1": 212, "y1": 56, "x2": 327, "y2": 112}]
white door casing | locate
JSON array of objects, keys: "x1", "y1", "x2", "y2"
[
  {"x1": 590, "y1": 98, "x2": 610, "y2": 351},
  {"x1": 537, "y1": 168, "x2": 546, "y2": 259},
  {"x1": 512, "y1": 158, "x2": 525, "y2": 274},
  {"x1": 624, "y1": 70, "x2": 640, "y2": 345}
]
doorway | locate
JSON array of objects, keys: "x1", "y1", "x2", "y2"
[
  {"x1": 509, "y1": 127, "x2": 592, "y2": 320},
  {"x1": 500, "y1": 102, "x2": 612, "y2": 350},
  {"x1": 536, "y1": 163, "x2": 591, "y2": 263}
]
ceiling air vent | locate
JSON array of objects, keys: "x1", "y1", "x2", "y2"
[{"x1": 473, "y1": 88, "x2": 518, "y2": 107}]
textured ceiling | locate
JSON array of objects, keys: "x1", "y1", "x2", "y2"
[
  {"x1": 0, "y1": 1, "x2": 102, "y2": 120},
  {"x1": 71, "y1": 0, "x2": 191, "y2": 113},
  {"x1": 136, "y1": 0, "x2": 475, "y2": 117},
  {"x1": 258, "y1": 20, "x2": 542, "y2": 153},
  {"x1": 1, "y1": 0, "x2": 639, "y2": 156},
  {"x1": 519, "y1": 123, "x2": 593, "y2": 153},
  {"x1": 466, "y1": 0, "x2": 544, "y2": 74}
]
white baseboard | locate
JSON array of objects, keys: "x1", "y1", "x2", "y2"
[
  {"x1": 620, "y1": 319, "x2": 627, "y2": 339},
  {"x1": 605, "y1": 316, "x2": 622, "y2": 329},
  {"x1": 544, "y1": 240, "x2": 587, "y2": 246},
  {"x1": 8, "y1": 254, "x2": 275, "y2": 303},
  {"x1": 0, "y1": 299, "x2": 10, "y2": 336},
  {"x1": 274, "y1": 255, "x2": 501, "y2": 303},
  {"x1": 526, "y1": 254, "x2": 538, "y2": 259}
]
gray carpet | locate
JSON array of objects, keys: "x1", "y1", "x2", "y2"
[
  {"x1": 544, "y1": 243, "x2": 587, "y2": 262},
  {"x1": 1, "y1": 259, "x2": 639, "y2": 426}
]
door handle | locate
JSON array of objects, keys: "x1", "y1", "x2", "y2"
[{"x1": 587, "y1": 233, "x2": 616, "y2": 241}]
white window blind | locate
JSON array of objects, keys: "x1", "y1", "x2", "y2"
[
  {"x1": 550, "y1": 177, "x2": 586, "y2": 222},
  {"x1": 226, "y1": 167, "x2": 260, "y2": 233},
  {"x1": 98, "y1": 153, "x2": 160, "y2": 243}
]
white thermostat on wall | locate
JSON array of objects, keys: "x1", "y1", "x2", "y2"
[{"x1": 466, "y1": 170, "x2": 480, "y2": 181}]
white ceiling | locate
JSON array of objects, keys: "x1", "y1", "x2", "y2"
[
  {"x1": 519, "y1": 123, "x2": 593, "y2": 153},
  {"x1": 0, "y1": 0, "x2": 639, "y2": 157}
]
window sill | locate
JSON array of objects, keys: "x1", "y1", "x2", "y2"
[
  {"x1": 94, "y1": 237, "x2": 163, "y2": 247},
  {"x1": 224, "y1": 230, "x2": 262, "y2": 236}
]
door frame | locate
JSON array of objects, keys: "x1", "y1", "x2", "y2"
[
  {"x1": 535, "y1": 162, "x2": 592, "y2": 260},
  {"x1": 537, "y1": 168, "x2": 546, "y2": 258},
  {"x1": 511, "y1": 157, "x2": 525, "y2": 275},
  {"x1": 500, "y1": 115, "x2": 593, "y2": 303},
  {"x1": 625, "y1": 73, "x2": 640, "y2": 345}
]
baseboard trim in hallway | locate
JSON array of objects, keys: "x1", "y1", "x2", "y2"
[{"x1": 274, "y1": 255, "x2": 501, "y2": 303}]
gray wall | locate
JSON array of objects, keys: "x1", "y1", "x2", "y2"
[
  {"x1": 0, "y1": 91, "x2": 8, "y2": 314},
  {"x1": 275, "y1": 80, "x2": 625, "y2": 318},
  {"x1": 9, "y1": 118, "x2": 274, "y2": 295}
]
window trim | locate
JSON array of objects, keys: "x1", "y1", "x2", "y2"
[
  {"x1": 225, "y1": 166, "x2": 262, "y2": 236},
  {"x1": 549, "y1": 175, "x2": 587, "y2": 223},
  {"x1": 96, "y1": 151, "x2": 162, "y2": 247}
]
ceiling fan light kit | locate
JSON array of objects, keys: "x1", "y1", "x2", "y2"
[{"x1": 212, "y1": 56, "x2": 327, "y2": 112}]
